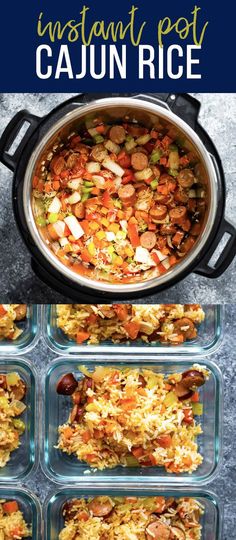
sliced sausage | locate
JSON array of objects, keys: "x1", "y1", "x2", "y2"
[
  {"x1": 146, "y1": 521, "x2": 170, "y2": 540},
  {"x1": 179, "y1": 236, "x2": 195, "y2": 253},
  {"x1": 131, "y1": 152, "x2": 149, "y2": 171},
  {"x1": 0, "y1": 375, "x2": 6, "y2": 389},
  {"x1": 109, "y1": 125, "x2": 126, "y2": 144},
  {"x1": 169, "y1": 206, "x2": 187, "y2": 224},
  {"x1": 160, "y1": 224, "x2": 177, "y2": 235},
  {"x1": 118, "y1": 184, "x2": 136, "y2": 207},
  {"x1": 173, "y1": 318, "x2": 196, "y2": 339},
  {"x1": 62, "y1": 499, "x2": 79, "y2": 520},
  {"x1": 182, "y1": 369, "x2": 205, "y2": 388},
  {"x1": 174, "y1": 188, "x2": 189, "y2": 204},
  {"x1": 14, "y1": 305, "x2": 27, "y2": 321},
  {"x1": 150, "y1": 205, "x2": 168, "y2": 222},
  {"x1": 140, "y1": 231, "x2": 157, "y2": 250},
  {"x1": 90, "y1": 144, "x2": 108, "y2": 162},
  {"x1": 177, "y1": 169, "x2": 195, "y2": 188},
  {"x1": 174, "y1": 382, "x2": 194, "y2": 401},
  {"x1": 138, "y1": 374, "x2": 147, "y2": 387},
  {"x1": 57, "y1": 373, "x2": 78, "y2": 395},
  {"x1": 72, "y1": 202, "x2": 85, "y2": 219},
  {"x1": 88, "y1": 496, "x2": 113, "y2": 517},
  {"x1": 50, "y1": 156, "x2": 66, "y2": 175}
]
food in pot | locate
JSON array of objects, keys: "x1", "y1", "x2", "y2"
[
  {"x1": 0, "y1": 373, "x2": 27, "y2": 467},
  {"x1": 59, "y1": 496, "x2": 203, "y2": 540},
  {"x1": 32, "y1": 121, "x2": 206, "y2": 283},
  {"x1": 0, "y1": 305, "x2": 27, "y2": 341},
  {"x1": 57, "y1": 364, "x2": 209, "y2": 472},
  {"x1": 56, "y1": 304, "x2": 205, "y2": 344},
  {"x1": 0, "y1": 500, "x2": 31, "y2": 538}
]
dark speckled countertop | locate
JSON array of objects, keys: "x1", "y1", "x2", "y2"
[
  {"x1": 15, "y1": 304, "x2": 235, "y2": 539},
  {"x1": 0, "y1": 93, "x2": 235, "y2": 303}
]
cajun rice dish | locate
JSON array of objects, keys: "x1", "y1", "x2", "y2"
[
  {"x1": 59, "y1": 495, "x2": 203, "y2": 540},
  {"x1": 0, "y1": 305, "x2": 27, "y2": 341},
  {"x1": 56, "y1": 304, "x2": 205, "y2": 345},
  {"x1": 0, "y1": 373, "x2": 26, "y2": 468},
  {"x1": 33, "y1": 119, "x2": 207, "y2": 284},
  {"x1": 0, "y1": 500, "x2": 31, "y2": 539},
  {"x1": 57, "y1": 364, "x2": 208, "y2": 473}
]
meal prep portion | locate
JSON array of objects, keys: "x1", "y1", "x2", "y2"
[
  {"x1": 0, "y1": 373, "x2": 26, "y2": 467},
  {"x1": 57, "y1": 365, "x2": 208, "y2": 473},
  {"x1": 56, "y1": 304, "x2": 205, "y2": 345},
  {"x1": 0, "y1": 500, "x2": 31, "y2": 539},
  {"x1": 0, "y1": 306, "x2": 27, "y2": 341},
  {"x1": 59, "y1": 496, "x2": 203, "y2": 540},
  {"x1": 33, "y1": 120, "x2": 207, "y2": 283}
]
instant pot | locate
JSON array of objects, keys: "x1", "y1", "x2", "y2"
[{"x1": 0, "y1": 92, "x2": 235, "y2": 300}]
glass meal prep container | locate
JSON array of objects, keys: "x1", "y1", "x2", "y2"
[
  {"x1": 0, "y1": 485, "x2": 41, "y2": 539},
  {"x1": 44, "y1": 486, "x2": 222, "y2": 540},
  {"x1": 43, "y1": 304, "x2": 223, "y2": 357},
  {"x1": 0, "y1": 357, "x2": 38, "y2": 482},
  {"x1": 0, "y1": 305, "x2": 40, "y2": 355},
  {"x1": 42, "y1": 357, "x2": 222, "y2": 485}
]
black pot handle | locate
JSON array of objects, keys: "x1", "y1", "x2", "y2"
[
  {"x1": 0, "y1": 110, "x2": 40, "y2": 172},
  {"x1": 195, "y1": 219, "x2": 236, "y2": 278},
  {"x1": 133, "y1": 93, "x2": 201, "y2": 128}
]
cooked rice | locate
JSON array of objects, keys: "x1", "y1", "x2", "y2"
[
  {"x1": 0, "y1": 373, "x2": 26, "y2": 468},
  {"x1": 56, "y1": 304, "x2": 205, "y2": 345},
  {"x1": 57, "y1": 364, "x2": 209, "y2": 473},
  {"x1": 59, "y1": 496, "x2": 203, "y2": 540},
  {"x1": 0, "y1": 500, "x2": 31, "y2": 538},
  {"x1": 0, "y1": 305, "x2": 27, "y2": 341}
]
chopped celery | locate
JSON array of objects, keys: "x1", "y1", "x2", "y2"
[
  {"x1": 13, "y1": 419, "x2": 25, "y2": 434},
  {"x1": 164, "y1": 391, "x2": 178, "y2": 407},
  {"x1": 6, "y1": 373, "x2": 20, "y2": 386},
  {"x1": 83, "y1": 181, "x2": 94, "y2": 187},
  {"x1": 150, "y1": 149, "x2": 161, "y2": 164},
  {"x1": 150, "y1": 179, "x2": 159, "y2": 190},
  {"x1": 169, "y1": 144, "x2": 178, "y2": 151},
  {"x1": 168, "y1": 168, "x2": 179, "y2": 177},
  {"x1": 192, "y1": 403, "x2": 203, "y2": 415},
  {"x1": 125, "y1": 455, "x2": 139, "y2": 467},
  {"x1": 0, "y1": 396, "x2": 9, "y2": 409},
  {"x1": 126, "y1": 134, "x2": 133, "y2": 142},
  {"x1": 48, "y1": 213, "x2": 58, "y2": 224},
  {"x1": 107, "y1": 245, "x2": 115, "y2": 255},
  {"x1": 82, "y1": 186, "x2": 93, "y2": 194},
  {"x1": 113, "y1": 199, "x2": 122, "y2": 209},
  {"x1": 36, "y1": 216, "x2": 47, "y2": 227},
  {"x1": 94, "y1": 135, "x2": 104, "y2": 144},
  {"x1": 81, "y1": 192, "x2": 90, "y2": 202}
]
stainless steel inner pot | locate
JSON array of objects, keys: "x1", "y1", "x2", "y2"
[{"x1": 23, "y1": 97, "x2": 218, "y2": 293}]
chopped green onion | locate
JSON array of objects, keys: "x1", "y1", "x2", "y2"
[{"x1": 82, "y1": 186, "x2": 93, "y2": 193}]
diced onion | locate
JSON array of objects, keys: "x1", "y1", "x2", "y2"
[
  {"x1": 64, "y1": 215, "x2": 85, "y2": 240},
  {"x1": 67, "y1": 192, "x2": 81, "y2": 205},
  {"x1": 48, "y1": 196, "x2": 62, "y2": 214},
  {"x1": 104, "y1": 139, "x2": 120, "y2": 154},
  {"x1": 53, "y1": 221, "x2": 66, "y2": 238},
  {"x1": 134, "y1": 168, "x2": 153, "y2": 181},
  {"x1": 86, "y1": 161, "x2": 101, "y2": 173},
  {"x1": 102, "y1": 158, "x2": 124, "y2": 177},
  {"x1": 67, "y1": 178, "x2": 82, "y2": 190}
]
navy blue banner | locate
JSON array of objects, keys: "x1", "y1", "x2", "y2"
[{"x1": 0, "y1": 0, "x2": 235, "y2": 91}]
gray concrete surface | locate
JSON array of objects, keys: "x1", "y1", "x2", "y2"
[
  {"x1": 0, "y1": 93, "x2": 235, "y2": 302},
  {"x1": 20, "y1": 304, "x2": 235, "y2": 539}
]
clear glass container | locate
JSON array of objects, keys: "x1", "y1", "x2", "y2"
[
  {"x1": 43, "y1": 304, "x2": 223, "y2": 357},
  {"x1": 44, "y1": 486, "x2": 222, "y2": 540},
  {"x1": 0, "y1": 357, "x2": 38, "y2": 482},
  {"x1": 0, "y1": 485, "x2": 41, "y2": 539},
  {"x1": 42, "y1": 356, "x2": 223, "y2": 485},
  {"x1": 0, "y1": 305, "x2": 40, "y2": 355}
]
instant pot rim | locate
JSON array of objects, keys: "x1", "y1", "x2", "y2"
[{"x1": 20, "y1": 96, "x2": 219, "y2": 294}]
